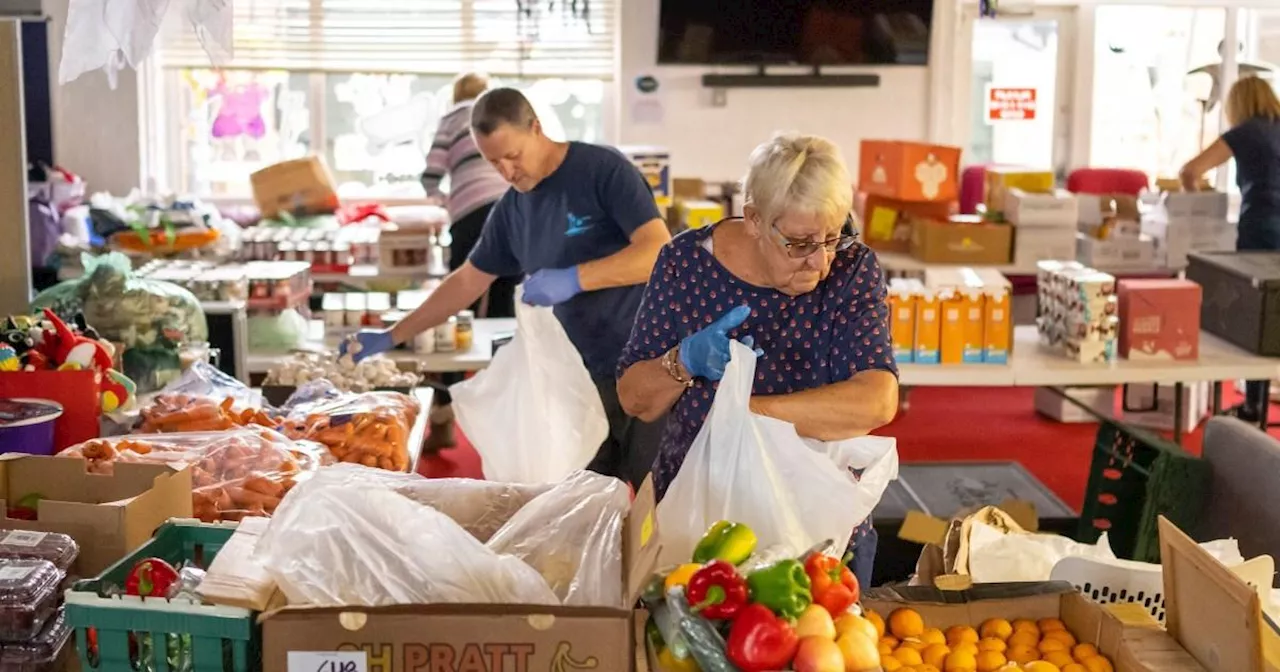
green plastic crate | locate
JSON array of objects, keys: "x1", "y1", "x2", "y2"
[
  {"x1": 1077, "y1": 419, "x2": 1210, "y2": 563},
  {"x1": 66, "y1": 520, "x2": 259, "y2": 672}
]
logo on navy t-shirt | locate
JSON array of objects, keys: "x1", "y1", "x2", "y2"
[{"x1": 566, "y1": 212, "x2": 593, "y2": 237}]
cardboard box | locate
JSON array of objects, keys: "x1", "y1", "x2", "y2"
[
  {"x1": 1078, "y1": 194, "x2": 1141, "y2": 228},
  {"x1": 864, "y1": 581, "x2": 1206, "y2": 672},
  {"x1": 1158, "y1": 191, "x2": 1229, "y2": 219},
  {"x1": 1121, "y1": 382, "x2": 1210, "y2": 433},
  {"x1": 1077, "y1": 233, "x2": 1157, "y2": 272},
  {"x1": 859, "y1": 140, "x2": 962, "y2": 203},
  {"x1": 1117, "y1": 279, "x2": 1201, "y2": 360},
  {"x1": 261, "y1": 480, "x2": 660, "y2": 672},
  {"x1": 858, "y1": 193, "x2": 955, "y2": 253},
  {"x1": 911, "y1": 217, "x2": 1013, "y2": 265},
  {"x1": 985, "y1": 168, "x2": 1055, "y2": 215},
  {"x1": 888, "y1": 278, "x2": 921, "y2": 362},
  {"x1": 0, "y1": 455, "x2": 192, "y2": 574},
  {"x1": 621, "y1": 146, "x2": 671, "y2": 208},
  {"x1": 671, "y1": 199, "x2": 723, "y2": 230},
  {"x1": 1004, "y1": 188, "x2": 1078, "y2": 227},
  {"x1": 1014, "y1": 227, "x2": 1078, "y2": 269},
  {"x1": 1143, "y1": 216, "x2": 1236, "y2": 269},
  {"x1": 1034, "y1": 386, "x2": 1116, "y2": 423},
  {"x1": 250, "y1": 156, "x2": 339, "y2": 220}
]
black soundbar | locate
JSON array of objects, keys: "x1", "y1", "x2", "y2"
[{"x1": 701, "y1": 72, "x2": 881, "y2": 89}]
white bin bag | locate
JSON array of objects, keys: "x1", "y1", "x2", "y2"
[
  {"x1": 451, "y1": 298, "x2": 607, "y2": 484},
  {"x1": 657, "y1": 341, "x2": 899, "y2": 566}
]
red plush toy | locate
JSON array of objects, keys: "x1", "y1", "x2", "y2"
[{"x1": 41, "y1": 308, "x2": 112, "y2": 372}]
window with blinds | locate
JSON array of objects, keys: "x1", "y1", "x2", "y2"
[{"x1": 157, "y1": 0, "x2": 617, "y2": 78}]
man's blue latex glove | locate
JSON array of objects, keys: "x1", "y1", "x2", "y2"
[
  {"x1": 339, "y1": 329, "x2": 395, "y2": 363},
  {"x1": 679, "y1": 305, "x2": 763, "y2": 381},
  {"x1": 522, "y1": 268, "x2": 582, "y2": 306}
]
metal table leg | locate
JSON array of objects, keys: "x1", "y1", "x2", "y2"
[
  {"x1": 1212, "y1": 381, "x2": 1223, "y2": 415},
  {"x1": 1172, "y1": 382, "x2": 1185, "y2": 445},
  {"x1": 1261, "y1": 380, "x2": 1271, "y2": 432}
]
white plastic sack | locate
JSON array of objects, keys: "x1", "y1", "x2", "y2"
[
  {"x1": 656, "y1": 341, "x2": 899, "y2": 567},
  {"x1": 452, "y1": 298, "x2": 607, "y2": 484}
]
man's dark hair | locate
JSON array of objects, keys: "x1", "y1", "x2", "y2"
[{"x1": 470, "y1": 87, "x2": 538, "y2": 136}]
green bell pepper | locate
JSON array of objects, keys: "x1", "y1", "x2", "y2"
[
  {"x1": 691, "y1": 521, "x2": 758, "y2": 565},
  {"x1": 746, "y1": 559, "x2": 812, "y2": 620}
]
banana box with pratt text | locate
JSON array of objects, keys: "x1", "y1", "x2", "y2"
[{"x1": 261, "y1": 480, "x2": 661, "y2": 672}]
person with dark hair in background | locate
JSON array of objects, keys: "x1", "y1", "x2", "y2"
[
  {"x1": 418, "y1": 73, "x2": 521, "y2": 449},
  {"x1": 1181, "y1": 75, "x2": 1280, "y2": 423},
  {"x1": 346, "y1": 87, "x2": 673, "y2": 487}
]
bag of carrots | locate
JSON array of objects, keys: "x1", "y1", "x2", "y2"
[
  {"x1": 57, "y1": 428, "x2": 324, "y2": 522},
  {"x1": 137, "y1": 394, "x2": 286, "y2": 433},
  {"x1": 279, "y1": 390, "x2": 421, "y2": 473}
]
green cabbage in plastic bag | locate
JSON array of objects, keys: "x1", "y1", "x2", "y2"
[{"x1": 32, "y1": 252, "x2": 208, "y2": 393}]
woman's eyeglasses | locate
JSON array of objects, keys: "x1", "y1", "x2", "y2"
[{"x1": 769, "y1": 213, "x2": 860, "y2": 259}]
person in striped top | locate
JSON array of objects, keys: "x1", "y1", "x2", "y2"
[{"x1": 422, "y1": 72, "x2": 519, "y2": 318}]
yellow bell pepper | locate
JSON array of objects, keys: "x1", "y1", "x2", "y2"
[
  {"x1": 663, "y1": 563, "x2": 703, "y2": 593},
  {"x1": 657, "y1": 647, "x2": 702, "y2": 672}
]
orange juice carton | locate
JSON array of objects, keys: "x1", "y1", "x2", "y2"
[
  {"x1": 938, "y1": 286, "x2": 968, "y2": 365},
  {"x1": 975, "y1": 268, "x2": 1013, "y2": 364},
  {"x1": 887, "y1": 278, "x2": 921, "y2": 362},
  {"x1": 914, "y1": 287, "x2": 944, "y2": 364},
  {"x1": 925, "y1": 269, "x2": 984, "y2": 364}
]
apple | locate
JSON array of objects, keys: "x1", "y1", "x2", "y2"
[
  {"x1": 794, "y1": 636, "x2": 845, "y2": 672},
  {"x1": 794, "y1": 604, "x2": 838, "y2": 639},
  {"x1": 834, "y1": 613, "x2": 879, "y2": 643}
]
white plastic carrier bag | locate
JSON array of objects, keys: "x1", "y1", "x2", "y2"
[
  {"x1": 657, "y1": 340, "x2": 899, "y2": 566},
  {"x1": 451, "y1": 297, "x2": 608, "y2": 484}
]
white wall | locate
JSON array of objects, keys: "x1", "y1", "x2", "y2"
[
  {"x1": 43, "y1": 0, "x2": 145, "y2": 195},
  {"x1": 617, "y1": 0, "x2": 933, "y2": 183}
]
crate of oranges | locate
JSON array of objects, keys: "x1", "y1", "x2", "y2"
[{"x1": 863, "y1": 582, "x2": 1158, "y2": 672}]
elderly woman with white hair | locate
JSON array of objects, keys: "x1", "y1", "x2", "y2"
[{"x1": 616, "y1": 133, "x2": 899, "y2": 586}]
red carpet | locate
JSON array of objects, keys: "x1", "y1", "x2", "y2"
[{"x1": 418, "y1": 386, "x2": 1273, "y2": 513}]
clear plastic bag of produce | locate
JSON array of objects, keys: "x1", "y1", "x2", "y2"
[
  {"x1": 657, "y1": 342, "x2": 900, "y2": 567},
  {"x1": 255, "y1": 465, "x2": 560, "y2": 607},
  {"x1": 486, "y1": 470, "x2": 630, "y2": 607},
  {"x1": 56, "y1": 428, "x2": 321, "y2": 521},
  {"x1": 137, "y1": 393, "x2": 285, "y2": 433},
  {"x1": 279, "y1": 389, "x2": 421, "y2": 472},
  {"x1": 154, "y1": 360, "x2": 263, "y2": 409},
  {"x1": 256, "y1": 465, "x2": 628, "y2": 607}
]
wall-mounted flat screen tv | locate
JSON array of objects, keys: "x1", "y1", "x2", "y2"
[{"x1": 658, "y1": 0, "x2": 934, "y2": 66}]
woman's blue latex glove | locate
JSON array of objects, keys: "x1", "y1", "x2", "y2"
[
  {"x1": 679, "y1": 305, "x2": 763, "y2": 381},
  {"x1": 522, "y1": 268, "x2": 582, "y2": 306},
  {"x1": 339, "y1": 329, "x2": 394, "y2": 363}
]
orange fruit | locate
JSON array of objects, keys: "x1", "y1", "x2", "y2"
[
  {"x1": 951, "y1": 642, "x2": 979, "y2": 657},
  {"x1": 946, "y1": 625, "x2": 980, "y2": 647},
  {"x1": 1081, "y1": 657, "x2": 1114, "y2": 672},
  {"x1": 921, "y1": 628, "x2": 947, "y2": 645},
  {"x1": 893, "y1": 646, "x2": 924, "y2": 666},
  {"x1": 878, "y1": 639, "x2": 896, "y2": 657},
  {"x1": 1071, "y1": 643, "x2": 1099, "y2": 661},
  {"x1": 1038, "y1": 618, "x2": 1067, "y2": 633},
  {"x1": 977, "y1": 637, "x2": 1007, "y2": 653},
  {"x1": 943, "y1": 649, "x2": 977, "y2": 672},
  {"x1": 979, "y1": 618, "x2": 1013, "y2": 641},
  {"x1": 1008, "y1": 630, "x2": 1040, "y2": 649},
  {"x1": 1012, "y1": 618, "x2": 1040, "y2": 635},
  {"x1": 865, "y1": 609, "x2": 887, "y2": 638},
  {"x1": 975, "y1": 650, "x2": 1007, "y2": 671},
  {"x1": 1038, "y1": 638, "x2": 1068, "y2": 655},
  {"x1": 881, "y1": 657, "x2": 904, "y2": 671},
  {"x1": 1042, "y1": 630, "x2": 1077, "y2": 648},
  {"x1": 1024, "y1": 662, "x2": 1064, "y2": 672},
  {"x1": 917, "y1": 666, "x2": 942, "y2": 672},
  {"x1": 1063, "y1": 664, "x2": 1088, "y2": 672},
  {"x1": 922, "y1": 643, "x2": 952, "y2": 667},
  {"x1": 890, "y1": 608, "x2": 927, "y2": 639},
  {"x1": 1007, "y1": 644, "x2": 1040, "y2": 664},
  {"x1": 899, "y1": 638, "x2": 929, "y2": 652},
  {"x1": 1044, "y1": 651, "x2": 1076, "y2": 668}
]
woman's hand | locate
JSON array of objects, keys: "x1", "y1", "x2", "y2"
[{"x1": 679, "y1": 305, "x2": 762, "y2": 381}]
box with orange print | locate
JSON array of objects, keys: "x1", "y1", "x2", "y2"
[
  {"x1": 261, "y1": 481, "x2": 661, "y2": 672},
  {"x1": 856, "y1": 192, "x2": 956, "y2": 254},
  {"x1": 858, "y1": 140, "x2": 962, "y2": 203}
]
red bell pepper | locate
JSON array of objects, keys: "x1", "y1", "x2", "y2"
[
  {"x1": 124, "y1": 558, "x2": 180, "y2": 598},
  {"x1": 804, "y1": 552, "x2": 860, "y2": 617},
  {"x1": 685, "y1": 560, "x2": 748, "y2": 620},
  {"x1": 726, "y1": 603, "x2": 800, "y2": 672}
]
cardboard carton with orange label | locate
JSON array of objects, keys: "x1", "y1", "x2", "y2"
[
  {"x1": 857, "y1": 193, "x2": 955, "y2": 253},
  {"x1": 858, "y1": 140, "x2": 962, "y2": 203}
]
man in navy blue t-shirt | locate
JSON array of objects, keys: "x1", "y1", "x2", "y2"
[{"x1": 347, "y1": 87, "x2": 671, "y2": 487}]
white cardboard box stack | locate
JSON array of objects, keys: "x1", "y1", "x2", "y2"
[
  {"x1": 1075, "y1": 194, "x2": 1159, "y2": 271},
  {"x1": 1037, "y1": 260, "x2": 1119, "y2": 363},
  {"x1": 1005, "y1": 188, "x2": 1078, "y2": 267},
  {"x1": 1121, "y1": 381, "x2": 1212, "y2": 433},
  {"x1": 1141, "y1": 191, "x2": 1236, "y2": 269}
]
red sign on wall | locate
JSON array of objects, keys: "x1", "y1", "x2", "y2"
[{"x1": 986, "y1": 86, "x2": 1038, "y2": 122}]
